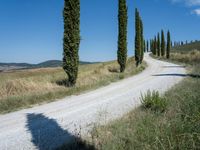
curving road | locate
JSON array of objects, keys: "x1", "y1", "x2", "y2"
[{"x1": 0, "y1": 54, "x2": 186, "y2": 150}]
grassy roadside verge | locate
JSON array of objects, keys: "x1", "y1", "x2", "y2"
[
  {"x1": 0, "y1": 58, "x2": 146, "y2": 114},
  {"x1": 61, "y1": 52, "x2": 200, "y2": 150}
]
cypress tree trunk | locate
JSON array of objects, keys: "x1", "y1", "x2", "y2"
[
  {"x1": 63, "y1": 0, "x2": 80, "y2": 86},
  {"x1": 140, "y1": 18, "x2": 144, "y2": 64},
  {"x1": 135, "y1": 8, "x2": 141, "y2": 67},
  {"x1": 167, "y1": 31, "x2": 171, "y2": 59},
  {"x1": 157, "y1": 33, "x2": 160, "y2": 57},
  {"x1": 117, "y1": 0, "x2": 128, "y2": 73},
  {"x1": 161, "y1": 30, "x2": 165, "y2": 57}
]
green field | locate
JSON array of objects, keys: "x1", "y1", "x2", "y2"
[{"x1": 0, "y1": 57, "x2": 146, "y2": 114}]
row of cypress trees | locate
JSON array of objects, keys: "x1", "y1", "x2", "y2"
[
  {"x1": 63, "y1": 0, "x2": 171, "y2": 86},
  {"x1": 117, "y1": 2, "x2": 144, "y2": 71},
  {"x1": 150, "y1": 30, "x2": 171, "y2": 59},
  {"x1": 63, "y1": 0, "x2": 145, "y2": 85}
]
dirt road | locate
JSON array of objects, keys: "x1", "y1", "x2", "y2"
[{"x1": 0, "y1": 54, "x2": 186, "y2": 150}]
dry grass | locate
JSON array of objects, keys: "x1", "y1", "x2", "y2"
[
  {"x1": 170, "y1": 50, "x2": 200, "y2": 64},
  {"x1": 0, "y1": 58, "x2": 146, "y2": 113}
]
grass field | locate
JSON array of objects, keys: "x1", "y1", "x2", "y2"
[
  {"x1": 61, "y1": 50, "x2": 200, "y2": 150},
  {"x1": 151, "y1": 49, "x2": 200, "y2": 65},
  {"x1": 0, "y1": 57, "x2": 146, "y2": 113}
]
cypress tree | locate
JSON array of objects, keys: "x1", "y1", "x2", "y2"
[
  {"x1": 140, "y1": 17, "x2": 144, "y2": 63},
  {"x1": 154, "y1": 36, "x2": 157, "y2": 55},
  {"x1": 157, "y1": 33, "x2": 160, "y2": 57},
  {"x1": 161, "y1": 30, "x2": 165, "y2": 57},
  {"x1": 146, "y1": 40, "x2": 149, "y2": 52},
  {"x1": 63, "y1": 0, "x2": 80, "y2": 86},
  {"x1": 143, "y1": 40, "x2": 146, "y2": 53},
  {"x1": 167, "y1": 30, "x2": 171, "y2": 59},
  {"x1": 117, "y1": 0, "x2": 128, "y2": 73},
  {"x1": 150, "y1": 40, "x2": 152, "y2": 53},
  {"x1": 135, "y1": 8, "x2": 141, "y2": 67},
  {"x1": 150, "y1": 39, "x2": 154, "y2": 54}
]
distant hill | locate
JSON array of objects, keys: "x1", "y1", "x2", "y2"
[
  {"x1": 36, "y1": 60, "x2": 62, "y2": 68},
  {"x1": 172, "y1": 41, "x2": 200, "y2": 52},
  {"x1": 0, "y1": 60, "x2": 98, "y2": 71},
  {"x1": 35, "y1": 60, "x2": 95, "y2": 68}
]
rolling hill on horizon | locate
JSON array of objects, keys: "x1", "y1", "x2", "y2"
[
  {"x1": 172, "y1": 40, "x2": 200, "y2": 52},
  {"x1": 0, "y1": 60, "x2": 98, "y2": 71}
]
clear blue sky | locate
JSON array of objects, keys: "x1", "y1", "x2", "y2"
[{"x1": 0, "y1": 0, "x2": 200, "y2": 63}]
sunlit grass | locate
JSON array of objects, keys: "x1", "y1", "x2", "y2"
[{"x1": 0, "y1": 57, "x2": 146, "y2": 113}]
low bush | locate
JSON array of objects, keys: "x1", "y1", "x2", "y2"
[{"x1": 141, "y1": 90, "x2": 167, "y2": 112}]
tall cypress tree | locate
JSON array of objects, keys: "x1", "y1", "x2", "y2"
[
  {"x1": 157, "y1": 33, "x2": 160, "y2": 57},
  {"x1": 151, "y1": 39, "x2": 154, "y2": 54},
  {"x1": 140, "y1": 17, "x2": 144, "y2": 63},
  {"x1": 150, "y1": 40, "x2": 152, "y2": 53},
  {"x1": 135, "y1": 8, "x2": 141, "y2": 67},
  {"x1": 117, "y1": 0, "x2": 128, "y2": 73},
  {"x1": 143, "y1": 40, "x2": 146, "y2": 53},
  {"x1": 63, "y1": 0, "x2": 80, "y2": 86},
  {"x1": 161, "y1": 30, "x2": 165, "y2": 57},
  {"x1": 146, "y1": 40, "x2": 149, "y2": 52},
  {"x1": 167, "y1": 30, "x2": 171, "y2": 59},
  {"x1": 154, "y1": 36, "x2": 157, "y2": 55}
]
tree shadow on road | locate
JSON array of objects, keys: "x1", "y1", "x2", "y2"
[
  {"x1": 162, "y1": 65, "x2": 186, "y2": 68},
  {"x1": 26, "y1": 113, "x2": 95, "y2": 150},
  {"x1": 153, "y1": 73, "x2": 200, "y2": 78}
]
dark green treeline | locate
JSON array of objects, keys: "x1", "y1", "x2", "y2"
[{"x1": 150, "y1": 30, "x2": 171, "y2": 59}]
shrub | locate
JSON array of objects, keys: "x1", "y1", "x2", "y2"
[{"x1": 141, "y1": 90, "x2": 167, "y2": 112}]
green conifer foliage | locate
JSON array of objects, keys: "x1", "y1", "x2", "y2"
[
  {"x1": 157, "y1": 33, "x2": 161, "y2": 57},
  {"x1": 117, "y1": 0, "x2": 128, "y2": 72},
  {"x1": 140, "y1": 18, "x2": 144, "y2": 63},
  {"x1": 63, "y1": 0, "x2": 80, "y2": 86},
  {"x1": 167, "y1": 31, "x2": 171, "y2": 59},
  {"x1": 161, "y1": 30, "x2": 165, "y2": 57},
  {"x1": 146, "y1": 40, "x2": 149, "y2": 52},
  {"x1": 154, "y1": 36, "x2": 157, "y2": 55},
  {"x1": 135, "y1": 8, "x2": 141, "y2": 67}
]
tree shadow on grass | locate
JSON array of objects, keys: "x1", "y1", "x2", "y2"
[
  {"x1": 153, "y1": 73, "x2": 200, "y2": 78},
  {"x1": 107, "y1": 66, "x2": 120, "y2": 73},
  {"x1": 26, "y1": 113, "x2": 95, "y2": 150},
  {"x1": 56, "y1": 79, "x2": 70, "y2": 87},
  {"x1": 55, "y1": 78, "x2": 77, "y2": 88}
]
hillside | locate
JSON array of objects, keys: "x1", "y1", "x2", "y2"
[
  {"x1": 172, "y1": 41, "x2": 200, "y2": 52},
  {"x1": 0, "y1": 60, "x2": 97, "y2": 71}
]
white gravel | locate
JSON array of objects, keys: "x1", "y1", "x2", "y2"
[{"x1": 0, "y1": 54, "x2": 186, "y2": 150}]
